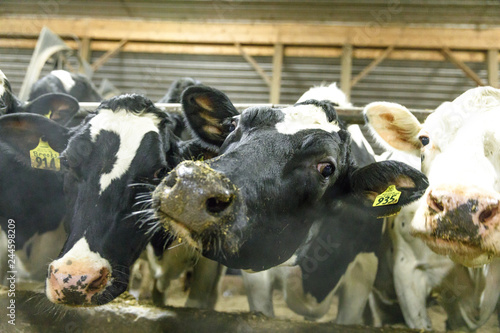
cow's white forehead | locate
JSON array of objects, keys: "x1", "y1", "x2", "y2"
[
  {"x1": 424, "y1": 86, "x2": 500, "y2": 149},
  {"x1": 89, "y1": 108, "x2": 161, "y2": 194},
  {"x1": 296, "y1": 82, "x2": 352, "y2": 108},
  {"x1": 51, "y1": 70, "x2": 76, "y2": 93},
  {"x1": 276, "y1": 104, "x2": 340, "y2": 135}
]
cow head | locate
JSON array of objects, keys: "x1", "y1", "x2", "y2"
[
  {"x1": 0, "y1": 70, "x2": 79, "y2": 256},
  {"x1": 42, "y1": 94, "x2": 184, "y2": 306},
  {"x1": 152, "y1": 85, "x2": 428, "y2": 271},
  {"x1": 0, "y1": 69, "x2": 79, "y2": 125},
  {"x1": 364, "y1": 86, "x2": 500, "y2": 267},
  {"x1": 29, "y1": 70, "x2": 102, "y2": 102}
]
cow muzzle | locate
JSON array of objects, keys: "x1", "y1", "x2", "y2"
[
  {"x1": 412, "y1": 184, "x2": 500, "y2": 266},
  {"x1": 46, "y1": 261, "x2": 111, "y2": 306},
  {"x1": 153, "y1": 160, "x2": 240, "y2": 253}
]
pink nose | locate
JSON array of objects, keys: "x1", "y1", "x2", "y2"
[
  {"x1": 46, "y1": 263, "x2": 110, "y2": 305},
  {"x1": 427, "y1": 187, "x2": 500, "y2": 225}
]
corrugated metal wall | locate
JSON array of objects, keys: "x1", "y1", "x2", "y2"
[
  {"x1": 0, "y1": 47, "x2": 486, "y2": 110},
  {"x1": 2, "y1": 0, "x2": 500, "y2": 26}
]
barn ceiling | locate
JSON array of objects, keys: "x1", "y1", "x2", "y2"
[{"x1": 1, "y1": 0, "x2": 500, "y2": 27}]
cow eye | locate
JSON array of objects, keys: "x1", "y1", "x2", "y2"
[
  {"x1": 419, "y1": 135, "x2": 430, "y2": 147},
  {"x1": 59, "y1": 155, "x2": 69, "y2": 169},
  {"x1": 229, "y1": 119, "x2": 238, "y2": 132},
  {"x1": 154, "y1": 167, "x2": 169, "y2": 179},
  {"x1": 317, "y1": 162, "x2": 335, "y2": 178}
]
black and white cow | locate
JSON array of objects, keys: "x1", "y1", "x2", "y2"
[
  {"x1": 42, "y1": 94, "x2": 188, "y2": 306},
  {"x1": 1, "y1": 90, "x2": 192, "y2": 305},
  {"x1": 0, "y1": 70, "x2": 80, "y2": 282},
  {"x1": 240, "y1": 83, "x2": 381, "y2": 324},
  {"x1": 29, "y1": 70, "x2": 102, "y2": 102},
  {"x1": 364, "y1": 87, "x2": 500, "y2": 331},
  {"x1": 151, "y1": 85, "x2": 429, "y2": 290}
]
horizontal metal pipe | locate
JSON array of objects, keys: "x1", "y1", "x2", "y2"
[{"x1": 77, "y1": 102, "x2": 433, "y2": 124}]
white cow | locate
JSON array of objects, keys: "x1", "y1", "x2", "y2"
[{"x1": 364, "y1": 86, "x2": 500, "y2": 331}]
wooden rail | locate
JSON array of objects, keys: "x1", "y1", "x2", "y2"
[{"x1": 77, "y1": 102, "x2": 433, "y2": 124}]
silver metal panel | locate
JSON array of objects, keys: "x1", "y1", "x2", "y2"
[
  {"x1": 0, "y1": 47, "x2": 488, "y2": 110},
  {"x1": 2, "y1": 1, "x2": 500, "y2": 26}
]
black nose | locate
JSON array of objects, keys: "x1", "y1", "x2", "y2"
[
  {"x1": 153, "y1": 160, "x2": 239, "y2": 233},
  {"x1": 206, "y1": 195, "x2": 234, "y2": 215}
]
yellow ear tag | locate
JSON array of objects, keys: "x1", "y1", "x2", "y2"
[
  {"x1": 45, "y1": 110, "x2": 52, "y2": 119},
  {"x1": 373, "y1": 185, "x2": 401, "y2": 207},
  {"x1": 29, "y1": 138, "x2": 61, "y2": 171}
]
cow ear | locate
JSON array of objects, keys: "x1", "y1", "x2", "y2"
[
  {"x1": 24, "y1": 93, "x2": 79, "y2": 126},
  {"x1": 0, "y1": 113, "x2": 70, "y2": 168},
  {"x1": 349, "y1": 160, "x2": 429, "y2": 218},
  {"x1": 364, "y1": 102, "x2": 422, "y2": 156},
  {"x1": 181, "y1": 85, "x2": 239, "y2": 147}
]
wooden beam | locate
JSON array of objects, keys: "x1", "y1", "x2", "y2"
[
  {"x1": 2, "y1": 17, "x2": 500, "y2": 50},
  {"x1": 270, "y1": 43, "x2": 284, "y2": 104},
  {"x1": 0, "y1": 38, "x2": 495, "y2": 63},
  {"x1": 441, "y1": 47, "x2": 486, "y2": 86},
  {"x1": 487, "y1": 49, "x2": 499, "y2": 88},
  {"x1": 351, "y1": 46, "x2": 394, "y2": 87},
  {"x1": 235, "y1": 43, "x2": 271, "y2": 87},
  {"x1": 340, "y1": 44, "x2": 353, "y2": 101},
  {"x1": 91, "y1": 39, "x2": 128, "y2": 71}
]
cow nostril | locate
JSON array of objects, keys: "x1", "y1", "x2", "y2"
[
  {"x1": 206, "y1": 196, "x2": 233, "y2": 214},
  {"x1": 479, "y1": 205, "x2": 498, "y2": 224},
  {"x1": 427, "y1": 192, "x2": 444, "y2": 213},
  {"x1": 87, "y1": 268, "x2": 109, "y2": 292}
]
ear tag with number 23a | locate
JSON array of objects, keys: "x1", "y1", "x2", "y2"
[
  {"x1": 30, "y1": 138, "x2": 61, "y2": 171},
  {"x1": 373, "y1": 185, "x2": 401, "y2": 207}
]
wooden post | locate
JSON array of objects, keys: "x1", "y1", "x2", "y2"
[
  {"x1": 341, "y1": 44, "x2": 353, "y2": 101},
  {"x1": 79, "y1": 37, "x2": 91, "y2": 74},
  {"x1": 487, "y1": 49, "x2": 499, "y2": 88},
  {"x1": 270, "y1": 43, "x2": 284, "y2": 104}
]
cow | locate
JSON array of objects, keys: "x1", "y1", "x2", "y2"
[
  {"x1": 0, "y1": 70, "x2": 80, "y2": 283},
  {"x1": 151, "y1": 85, "x2": 429, "y2": 325},
  {"x1": 364, "y1": 86, "x2": 500, "y2": 331},
  {"x1": 0, "y1": 70, "x2": 79, "y2": 122},
  {"x1": 0, "y1": 91, "x2": 193, "y2": 305},
  {"x1": 240, "y1": 83, "x2": 381, "y2": 324},
  {"x1": 29, "y1": 70, "x2": 102, "y2": 102}
]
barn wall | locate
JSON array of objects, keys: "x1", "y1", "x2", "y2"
[
  {"x1": 0, "y1": 47, "x2": 487, "y2": 110},
  {"x1": 2, "y1": 0, "x2": 499, "y2": 26}
]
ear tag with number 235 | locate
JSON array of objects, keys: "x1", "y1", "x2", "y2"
[
  {"x1": 373, "y1": 185, "x2": 401, "y2": 207},
  {"x1": 30, "y1": 138, "x2": 61, "y2": 171}
]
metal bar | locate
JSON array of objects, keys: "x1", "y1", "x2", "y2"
[{"x1": 76, "y1": 103, "x2": 433, "y2": 125}]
